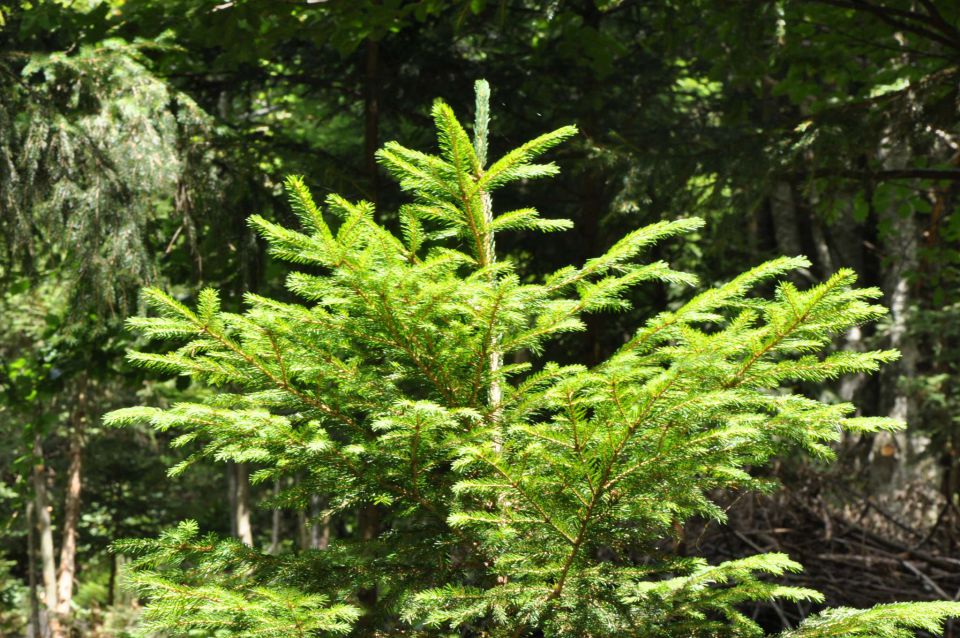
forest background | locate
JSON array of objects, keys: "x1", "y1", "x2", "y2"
[{"x1": 1, "y1": 0, "x2": 959, "y2": 636}]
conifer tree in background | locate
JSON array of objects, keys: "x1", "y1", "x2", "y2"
[{"x1": 108, "y1": 81, "x2": 960, "y2": 637}]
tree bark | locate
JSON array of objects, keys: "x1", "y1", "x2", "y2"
[
  {"x1": 297, "y1": 509, "x2": 309, "y2": 551},
  {"x1": 578, "y1": 166, "x2": 605, "y2": 365},
  {"x1": 870, "y1": 129, "x2": 924, "y2": 490},
  {"x1": 364, "y1": 35, "x2": 380, "y2": 210},
  {"x1": 769, "y1": 181, "x2": 814, "y2": 282},
  {"x1": 356, "y1": 30, "x2": 387, "y2": 599},
  {"x1": 309, "y1": 494, "x2": 330, "y2": 550},
  {"x1": 269, "y1": 479, "x2": 282, "y2": 555},
  {"x1": 55, "y1": 376, "x2": 86, "y2": 627},
  {"x1": 227, "y1": 463, "x2": 237, "y2": 539},
  {"x1": 356, "y1": 505, "x2": 380, "y2": 618},
  {"x1": 233, "y1": 462, "x2": 253, "y2": 546},
  {"x1": 26, "y1": 501, "x2": 42, "y2": 638},
  {"x1": 107, "y1": 552, "x2": 116, "y2": 608},
  {"x1": 296, "y1": 475, "x2": 310, "y2": 551},
  {"x1": 32, "y1": 435, "x2": 61, "y2": 638}
]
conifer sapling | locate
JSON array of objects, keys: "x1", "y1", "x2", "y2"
[{"x1": 108, "y1": 80, "x2": 960, "y2": 638}]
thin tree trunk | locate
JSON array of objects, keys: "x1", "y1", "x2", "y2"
[
  {"x1": 32, "y1": 435, "x2": 61, "y2": 638},
  {"x1": 309, "y1": 494, "x2": 330, "y2": 550},
  {"x1": 295, "y1": 475, "x2": 309, "y2": 551},
  {"x1": 297, "y1": 511, "x2": 308, "y2": 551},
  {"x1": 770, "y1": 181, "x2": 814, "y2": 282},
  {"x1": 472, "y1": 80, "x2": 503, "y2": 435},
  {"x1": 810, "y1": 213, "x2": 835, "y2": 276},
  {"x1": 227, "y1": 463, "x2": 237, "y2": 539},
  {"x1": 482, "y1": 182, "x2": 502, "y2": 420},
  {"x1": 55, "y1": 377, "x2": 86, "y2": 627},
  {"x1": 358, "y1": 37, "x2": 380, "y2": 624},
  {"x1": 870, "y1": 206, "x2": 921, "y2": 487},
  {"x1": 27, "y1": 501, "x2": 42, "y2": 638},
  {"x1": 356, "y1": 505, "x2": 380, "y2": 616},
  {"x1": 234, "y1": 462, "x2": 253, "y2": 546},
  {"x1": 269, "y1": 479, "x2": 281, "y2": 555},
  {"x1": 578, "y1": 166, "x2": 605, "y2": 365},
  {"x1": 114, "y1": 554, "x2": 129, "y2": 608},
  {"x1": 871, "y1": 128, "x2": 924, "y2": 489},
  {"x1": 364, "y1": 35, "x2": 380, "y2": 210},
  {"x1": 107, "y1": 552, "x2": 116, "y2": 608}
]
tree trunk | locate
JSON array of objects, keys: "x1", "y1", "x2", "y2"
[
  {"x1": 32, "y1": 435, "x2": 61, "y2": 638},
  {"x1": 227, "y1": 463, "x2": 237, "y2": 539},
  {"x1": 364, "y1": 35, "x2": 380, "y2": 210},
  {"x1": 233, "y1": 463, "x2": 253, "y2": 546},
  {"x1": 356, "y1": 505, "x2": 380, "y2": 620},
  {"x1": 769, "y1": 181, "x2": 814, "y2": 282},
  {"x1": 296, "y1": 494, "x2": 330, "y2": 554},
  {"x1": 297, "y1": 509, "x2": 309, "y2": 551},
  {"x1": 578, "y1": 166, "x2": 605, "y2": 365},
  {"x1": 869, "y1": 207, "x2": 921, "y2": 488},
  {"x1": 809, "y1": 213, "x2": 835, "y2": 276},
  {"x1": 113, "y1": 554, "x2": 130, "y2": 608},
  {"x1": 107, "y1": 552, "x2": 116, "y2": 608},
  {"x1": 870, "y1": 130, "x2": 926, "y2": 490},
  {"x1": 354, "y1": 28, "x2": 384, "y2": 621},
  {"x1": 269, "y1": 479, "x2": 282, "y2": 555},
  {"x1": 55, "y1": 377, "x2": 86, "y2": 627},
  {"x1": 26, "y1": 501, "x2": 42, "y2": 638},
  {"x1": 309, "y1": 494, "x2": 330, "y2": 550}
]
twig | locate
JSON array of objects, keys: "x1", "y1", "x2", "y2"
[{"x1": 902, "y1": 560, "x2": 951, "y2": 599}]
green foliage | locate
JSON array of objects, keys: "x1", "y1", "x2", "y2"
[
  {"x1": 0, "y1": 34, "x2": 215, "y2": 312},
  {"x1": 115, "y1": 521, "x2": 359, "y2": 638},
  {"x1": 110, "y1": 84, "x2": 955, "y2": 637},
  {"x1": 618, "y1": 554, "x2": 822, "y2": 638},
  {"x1": 0, "y1": 557, "x2": 26, "y2": 636},
  {"x1": 783, "y1": 602, "x2": 960, "y2": 638}
]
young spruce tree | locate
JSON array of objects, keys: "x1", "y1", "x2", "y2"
[{"x1": 108, "y1": 82, "x2": 960, "y2": 637}]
